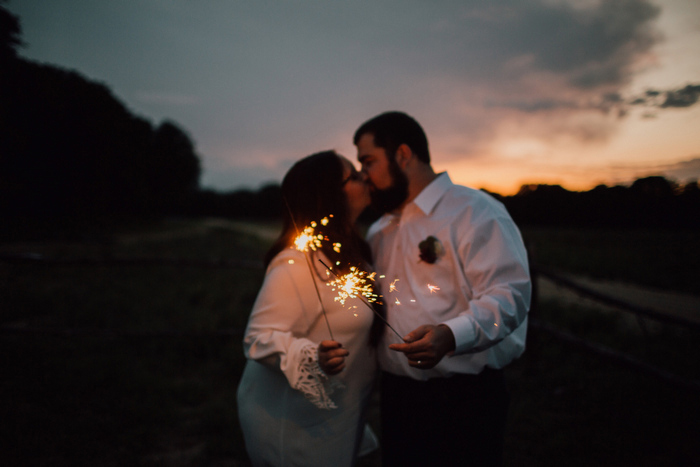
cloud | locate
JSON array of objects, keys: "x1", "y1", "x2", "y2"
[
  {"x1": 602, "y1": 156, "x2": 700, "y2": 185},
  {"x1": 491, "y1": 0, "x2": 660, "y2": 88},
  {"x1": 654, "y1": 157, "x2": 700, "y2": 182},
  {"x1": 627, "y1": 84, "x2": 700, "y2": 109},
  {"x1": 401, "y1": 0, "x2": 664, "y2": 157},
  {"x1": 370, "y1": 0, "x2": 659, "y2": 87},
  {"x1": 660, "y1": 85, "x2": 700, "y2": 108}
]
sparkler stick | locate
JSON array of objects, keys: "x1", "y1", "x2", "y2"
[
  {"x1": 283, "y1": 198, "x2": 334, "y2": 340},
  {"x1": 318, "y1": 259, "x2": 405, "y2": 342}
]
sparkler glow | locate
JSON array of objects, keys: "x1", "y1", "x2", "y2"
[
  {"x1": 427, "y1": 284, "x2": 441, "y2": 294},
  {"x1": 293, "y1": 217, "x2": 331, "y2": 252},
  {"x1": 327, "y1": 266, "x2": 378, "y2": 305},
  {"x1": 318, "y1": 259, "x2": 405, "y2": 342},
  {"x1": 283, "y1": 197, "x2": 335, "y2": 340}
]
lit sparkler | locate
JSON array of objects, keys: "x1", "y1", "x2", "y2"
[
  {"x1": 284, "y1": 196, "x2": 334, "y2": 340},
  {"x1": 319, "y1": 259, "x2": 405, "y2": 342},
  {"x1": 328, "y1": 266, "x2": 378, "y2": 305},
  {"x1": 293, "y1": 217, "x2": 332, "y2": 252},
  {"x1": 427, "y1": 284, "x2": 441, "y2": 294}
]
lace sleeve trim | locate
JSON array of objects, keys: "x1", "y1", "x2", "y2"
[{"x1": 292, "y1": 344, "x2": 338, "y2": 410}]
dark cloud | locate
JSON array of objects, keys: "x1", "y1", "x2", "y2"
[
  {"x1": 500, "y1": 82, "x2": 700, "y2": 120},
  {"x1": 486, "y1": 98, "x2": 582, "y2": 113},
  {"x1": 625, "y1": 84, "x2": 700, "y2": 111},
  {"x1": 661, "y1": 85, "x2": 700, "y2": 108},
  {"x1": 485, "y1": 91, "x2": 627, "y2": 115},
  {"x1": 423, "y1": 0, "x2": 661, "y2": 88},
  {"x1": 528, "y1": 0, "x2": 658, "y2": 87}
]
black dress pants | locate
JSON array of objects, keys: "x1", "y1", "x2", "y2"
[{"x1": 380, "y1": 368, "x2": 509, "y2": 467}]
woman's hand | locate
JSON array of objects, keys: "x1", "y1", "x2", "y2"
[{"x1": 318, "y1": 340, "x2": 349, "y2": 375}]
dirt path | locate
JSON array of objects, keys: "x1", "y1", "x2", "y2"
[
  {"x1": 114, "y1": 218, "x2": 281, "y2": 244},
  {"x1": 537, "y1": 273, "x2": 700, "y2": 325}
]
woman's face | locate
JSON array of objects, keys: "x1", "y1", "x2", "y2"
[{"x1": 339, "y1": 156, "x2": 370, "y2": 223}]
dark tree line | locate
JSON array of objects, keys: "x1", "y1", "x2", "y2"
[
  {"x1": 1, "y1": 3, "x2": 201, "y2": 237},
  {"x1": 190, "y1": 184, "x2": 284, "y2": 220},
  {"x1": 498, "y1": 176, "x2": 700, "y2": 229},
  {"x1": 188, "y1": 176, "x2": 699, "y2": 229}
]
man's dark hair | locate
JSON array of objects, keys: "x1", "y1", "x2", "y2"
[{"x1": 353, "y1": 111, "x2": 430, "y2": 164}]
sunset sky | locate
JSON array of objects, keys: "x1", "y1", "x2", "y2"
[{"x1": 8, "y1": 0, "x2": 700, "y2": 195}]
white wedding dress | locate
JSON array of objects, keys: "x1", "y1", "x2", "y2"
[{"x1": 237, "y1": 248, "x2": 377, "y2": 466}]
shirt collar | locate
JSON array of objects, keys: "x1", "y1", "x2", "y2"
[
  {"x1": 412, "y1": 172, "x2": 452, "y2": 216},
  {"x1": 370, "y1": 172, "x2": 452, "y2": 233}
]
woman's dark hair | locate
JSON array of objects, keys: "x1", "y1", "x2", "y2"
[
  {"x1": 265, "y1": 150, "x2": 385, "y2": 346},
  {"x1": 353, "y1": 111, "x2": 430, "y2": 164}
]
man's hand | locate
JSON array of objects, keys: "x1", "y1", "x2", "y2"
[
  {"x1": 318, "y1": 340, "x2": 349, "y2": 375},
  {"x1": 388, "y1": 324, "x2": 455, "y2": 369}
]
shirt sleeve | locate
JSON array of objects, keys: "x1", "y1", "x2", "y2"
[
  {"x1": 442, "y1": 208, "x2": 531, "y2": 356},
  {"x1": 243, "y1": 250, "x2": 337, "y2": 409}
]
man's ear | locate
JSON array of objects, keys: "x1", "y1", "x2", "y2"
[{"x1": 395, "y1": 144, "x2": 413, "y2": 169}]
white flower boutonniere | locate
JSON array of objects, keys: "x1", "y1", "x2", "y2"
[{"x1": 418, "y1": 235, "x2": 443, "y2": 264}]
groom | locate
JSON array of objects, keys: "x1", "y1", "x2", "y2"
[{"x1": 354, "y1": 111, "x2": 531, "y2": 466}]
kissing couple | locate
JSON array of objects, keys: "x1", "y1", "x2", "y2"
[{"x1": 237, "y1": 111, "x2": 531, "y2": 467}]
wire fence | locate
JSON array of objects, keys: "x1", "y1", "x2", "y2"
[{"x1": 1, "y1": 252, "x2": 698, "y2": 391}]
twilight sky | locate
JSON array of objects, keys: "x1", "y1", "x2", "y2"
[{"x1": 8, "y1": 0, "x2": 700, "y2": 194}]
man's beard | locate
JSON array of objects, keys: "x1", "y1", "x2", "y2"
[{"x1": 370, "y1": 157, "x2": 409, "y2": 214}]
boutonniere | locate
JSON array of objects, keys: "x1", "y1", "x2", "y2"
[{"x1": 418, "y1": 236, "x2": 443, "y2": 264}]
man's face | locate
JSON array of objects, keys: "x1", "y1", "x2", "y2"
[{"x1": 356, "y1": 133, "x2": 408, "y2": 213}]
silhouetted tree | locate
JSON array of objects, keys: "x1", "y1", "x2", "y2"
[
  {"x1": 630, "y1": 176, "x2": 677, "y2": 197},
  {"x1": 1, "y1": 6, "x2": 201, "y2": 238},
  {"x1": 147, "y1": 121, "x2": 202, "y2": 215},
  {"x1": 0, "y1": 1, "x2": 22, "y2": 61},
  {"x1": 503, "y1": 176, "x2": 699, "y2": 229},
  {"x1": 255, "y1": 183, "x2": 283, "y2": 218}
]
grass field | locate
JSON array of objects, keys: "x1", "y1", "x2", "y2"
[{"x1": 1, "y1": 220, "x2": 698, "y2": 466}]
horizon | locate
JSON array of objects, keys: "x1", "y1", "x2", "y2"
[{"x1": 203, "y1": 172, "x2": 693, "y2": 198}]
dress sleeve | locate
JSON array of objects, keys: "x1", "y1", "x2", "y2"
[
  {"x1": 242, "y1": 250, "x2": 338, "y2": 409},
  {"x1": 442, "y1": 209, "x2": 531, "y2": 355}
]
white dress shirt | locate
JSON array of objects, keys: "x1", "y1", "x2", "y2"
[{"x1": 367, "y1": 172, "x2": 531, "y2": 380}]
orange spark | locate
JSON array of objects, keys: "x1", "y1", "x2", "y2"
[{"x1": 389, "y1": 279, "x2": 400, "y2": 293}]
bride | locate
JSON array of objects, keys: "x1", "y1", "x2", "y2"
[{"x1": 237, "y1": 150, "x2": 383, "y2": 466}]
